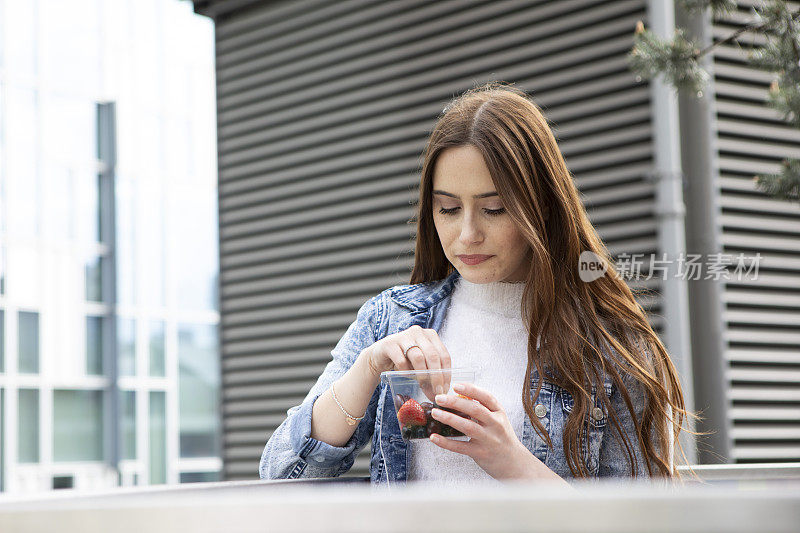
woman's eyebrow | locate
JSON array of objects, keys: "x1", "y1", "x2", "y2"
[{"x1": 432, "y1": 189, "x2": 499, "y2": 199}]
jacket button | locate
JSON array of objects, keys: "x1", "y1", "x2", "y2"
[
  {"x1": 534, "y1": 404, "x2": 547, "y2": 418},
  {"x1": 591, "y1": 407, "x2": 604, "y2": 421}
]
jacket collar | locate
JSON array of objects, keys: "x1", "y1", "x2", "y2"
[{"x1": 388, "y1": 270, "x2": 461, "y2": 312}]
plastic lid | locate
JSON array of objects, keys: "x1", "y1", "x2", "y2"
[{"x1": 379, "y1": 367, "x2": 479, "y2": 382}]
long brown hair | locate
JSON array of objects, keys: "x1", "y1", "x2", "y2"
[{"x1": 410, "y1": 82, "x2": 701, "y2": 479}]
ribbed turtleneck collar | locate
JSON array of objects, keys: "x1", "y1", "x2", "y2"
[{"x1": 451, "y1": 277, "x2": 526, "y2": 319}]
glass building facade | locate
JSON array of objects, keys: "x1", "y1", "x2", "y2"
[{"x1": 0, "y1": 0, "x2": 219, "y2": 493}]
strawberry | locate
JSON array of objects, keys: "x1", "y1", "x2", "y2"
[{"x1": 397, "y1": 398, "x2": 426, "y2": 427}]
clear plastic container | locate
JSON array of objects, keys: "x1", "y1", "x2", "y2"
[{"x1": 380, "y1": 368, "x2": 478, "y2": 441}]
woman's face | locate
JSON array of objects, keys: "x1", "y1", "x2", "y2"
[{"x1": 432, "y1": 145, "x2": 532, "y2": 283}]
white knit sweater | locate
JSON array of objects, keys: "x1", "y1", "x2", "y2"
[{"x1": 408, "y1": 276, "x2": 530, "y2": 485}]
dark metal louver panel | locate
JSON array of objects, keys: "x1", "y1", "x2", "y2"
[
  {"x1": 210, "y1": 0, "x2": 660, "y2": 479},
  {"x1": 713, "y1": 0, "x2": 800, "y2": 463}
]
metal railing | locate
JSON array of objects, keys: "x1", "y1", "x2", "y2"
[{"x1": 0, "y1": 464, "x2": 798, "y2": 532}]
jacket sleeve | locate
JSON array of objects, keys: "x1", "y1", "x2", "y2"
[{"x1": 259, "y1": 291, "x2": 385, "y2": 480}]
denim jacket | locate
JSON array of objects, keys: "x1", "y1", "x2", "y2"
[{"x1": 259, "y1": 270, "x2": 657, "y2": 485}]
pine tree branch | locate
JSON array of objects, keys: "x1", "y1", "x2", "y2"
[
  {"x1": 692, "y1": 8, "x2": 800, "y2": 61},
  {"x1": 786, "y1": 8, "x2": 800, "y2": 68},
  {"x1": 629, "y1": 2, "x2": 800, "y2": 204},
  {"x1": 693, "y1": 20, "x2": 769, "y2": 59}
]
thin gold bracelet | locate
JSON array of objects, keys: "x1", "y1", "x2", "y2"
[{"x1": 330, "y1": 380, "x2": 365, "y2": 426}]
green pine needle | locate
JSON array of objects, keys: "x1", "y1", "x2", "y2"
[
  {"x1": 754, "y1": 159, "x2": 800, "y2": 202},
  {"x1": 628, "y1": 28, "x2": 709, "y2": 94}
]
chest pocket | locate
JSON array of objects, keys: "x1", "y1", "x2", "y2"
[{"x1": 558, "y1": 381, "x2": 612, "y2": 476}]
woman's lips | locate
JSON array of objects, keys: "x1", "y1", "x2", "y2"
[{"x1": 457, "y1": 255, "x2": 493, "y2": 265}]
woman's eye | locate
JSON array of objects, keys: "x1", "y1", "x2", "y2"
[{"x1": 437, "y1": 207, "x2": 506, "y2": 216}]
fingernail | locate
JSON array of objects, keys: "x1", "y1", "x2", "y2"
[
  {"x1": 435, "y1": 394, "x2": 447, "y2": 404},
  {"x1": 453, "y1": 383, "x2": 464, "y2": 392}
]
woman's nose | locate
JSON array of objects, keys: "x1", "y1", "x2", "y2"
[{"x1": 458, "y1": 214, "x2": 483, "y2": 244}]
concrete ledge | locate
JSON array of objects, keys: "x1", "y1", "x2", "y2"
[{"x1": 0, "y1": 476, "x2": 798, "y2": 532}]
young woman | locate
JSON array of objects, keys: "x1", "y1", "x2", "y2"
[{"x1": 259, "y1": 82, "x2": 695, "y2": 485}]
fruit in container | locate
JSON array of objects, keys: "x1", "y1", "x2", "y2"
[
  {"x1": 382, "y1": 368, "x2": 477, "y2": 441},
  {"x1": 395, "y1": 397, "x2": 467, "y2": 440}
]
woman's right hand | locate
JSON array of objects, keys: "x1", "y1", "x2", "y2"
[{"x1": 361, "y1": 325, "x2": 453, "y2": 398}]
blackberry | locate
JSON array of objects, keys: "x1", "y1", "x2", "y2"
[{"x1": 395, "y1": 394, "x2": 411, "y2": 410}]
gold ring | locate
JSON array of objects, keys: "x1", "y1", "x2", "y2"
[{"x1": 403, "y1": 345, "x2": 421, "y2": 358}]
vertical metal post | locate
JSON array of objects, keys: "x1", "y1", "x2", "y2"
[
  {"x1": 646, "y1": 0, "x2": 697, "y2": 465},
  {"x1": 675, "y1": 5, "x2": 733, "y2": 464},
  {"x1": 97, "y1": 102, "x2": 120, "y2": 480}
]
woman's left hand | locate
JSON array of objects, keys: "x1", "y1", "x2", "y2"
[{"x1": 429, "y1": 382, "x2": 549, "y2": 481}]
